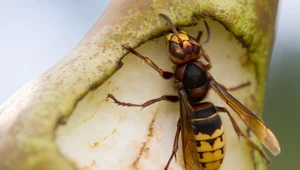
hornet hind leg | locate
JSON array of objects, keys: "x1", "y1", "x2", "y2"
[
  {"x1": 215, "y1": 107, "x2": 271, "y2": 165},
  {"x1": 165, "y1": 119, "x2": 181, "y2": 170}
]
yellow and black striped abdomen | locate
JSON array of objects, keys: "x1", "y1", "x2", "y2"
[{"x1": 192, "y1": 103, "x2": 225, "y2": 170}]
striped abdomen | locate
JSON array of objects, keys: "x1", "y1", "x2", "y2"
[{"x1": 191, "y1": 102, "x2": 225, "y2": 170}]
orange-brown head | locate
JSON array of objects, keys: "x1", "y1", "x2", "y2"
[{"x1": 165, "y1": 30, "x2": 201, "y2": 64}]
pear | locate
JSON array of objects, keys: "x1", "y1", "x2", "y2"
[{"x1": 0, "y1": 1, "x2": 279, "y2": 170}]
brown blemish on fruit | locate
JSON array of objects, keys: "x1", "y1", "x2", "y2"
[
  {"x1": 118, "y1": 115, "x2": 127, "y2": 123},
  {"x1": 90, "y1": 129, "x2": 118, "y2": 149},
  {"x1": 240, "y1": 57, "x2": 250, "y2": 67},
  {"x1": 81, "y1": 114, "x2": 95, "y2": 124},
  {"x1": 111, "y1": 129, "x2": 117, "y2": 135},
  {"x1": 90, "y1": 142, "x2": 100, "y2": 149},
  {"x1": 81, "y1": 160, "x2": 97, "y2": 170},
  {"x1": 131, "y1": 119, "x2": 155, "y2": 169}
]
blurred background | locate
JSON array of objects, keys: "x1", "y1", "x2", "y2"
[
  {"x1": 263, "y1": 1, "x2": 300, "y2": 170},
  {"x1": 0, "y1": 0, "x2": 298, "y2": 170}
]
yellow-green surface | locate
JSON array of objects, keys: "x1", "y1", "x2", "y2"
[{"x1": 0, "y1": 0, "x2": 278, "y2": 170}]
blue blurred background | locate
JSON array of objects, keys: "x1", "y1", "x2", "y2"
[{"x1": 0, "y1": 0, "x2": 298, "y2": 170}]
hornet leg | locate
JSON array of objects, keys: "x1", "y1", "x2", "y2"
[
  {"x1": 200, "y1": 47, "x2": 212, "y2": 71},
  {"x1": 217, "y1": 81, "x2": 251, "y2": 91},
  {"x1": 195, "y1": 20, "x2": 212, "y2": 71},
  {"x1": 216, "y1": 106, "x2": 271, "y2": 165},
  {"x1": 107, "y1": 94, "x2": 179, "y2": 109},
  {"x1": 122, "y1": 44, "x2": 173, "y2": 79},
  {"x1": 207, "y1": 73, "x2": 251, "y2": 91},
  {"x1": 165, "y1": 119, "x2": 181, "y2": 170}
]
